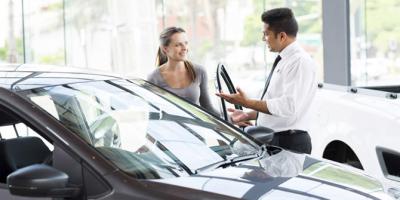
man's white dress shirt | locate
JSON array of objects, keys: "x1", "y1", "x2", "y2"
[{"x1": 256, "y1": 41, "x2": 317, "y2": 131}]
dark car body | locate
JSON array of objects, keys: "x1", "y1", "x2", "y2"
[{"x1": 0, "y1": 64, "x2": 391, "y2": 200}]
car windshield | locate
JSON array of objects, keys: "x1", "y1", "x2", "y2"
[{"x1": 20, "y1": 79, "x2": 259, "y2": 179}]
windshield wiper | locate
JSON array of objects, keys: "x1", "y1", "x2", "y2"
[
  {"x1": 194, "y1": 145, "x2": 268, "y2": 174},
  {"x1": 194, "y1": 154, "x2": 259, "y2": 174}
]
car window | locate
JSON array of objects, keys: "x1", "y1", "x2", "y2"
[
  {"x1": 0, "y1": 123, "x2": 53, "y2": 150},
  {"x1": 0, "y1": 108, "x2": 54, "y2": 188},
  {"x1": 0, "y1": 125, "x2": 17, "y2": 139},
  {"x1": 0, "y1": 104, "x2": 110, "y2": 199},
  {"x1": 22, "y1": 79, "x2": 259, "y2": 180},
  {"x1": 30, "y1": 95, "x2": 60, "y2": 120}
]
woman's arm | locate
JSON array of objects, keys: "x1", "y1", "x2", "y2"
[{"x1": 198, "y1": 66, "x2": 219, "y2": 115}]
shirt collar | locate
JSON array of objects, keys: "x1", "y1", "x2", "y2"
[{"x1": 278, "y1": 40, "x2": 300, "y2": 60}]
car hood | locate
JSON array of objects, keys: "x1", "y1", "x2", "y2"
[{"x1": 153, "y1": 157, "x2": 391, "y2": 199}]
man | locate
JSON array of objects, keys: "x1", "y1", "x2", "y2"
[{"x1": 216, "y1": 8, "x2": 317, "y2": 153}]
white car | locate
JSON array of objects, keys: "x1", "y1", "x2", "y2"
[{"x1": 309, "y1": 83, "x2": 400, "y2": 197}]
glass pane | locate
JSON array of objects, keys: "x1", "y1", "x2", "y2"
[
  {"x1": 350, "y1": 0, "x2": 400, "y2": 86},
  {"x1": 23, "y1": 0, "x2": 65, "y2": 64},
  {"x1": 65, "y1": 0, "x2": 158, "y2": 78},
  {"x1": 158, "y1": 0, "x2": 323, "y2": 102},
  {"x1": 159, "y1": 0, "x2": 266, "y2": 99},
  {"x1": 23, "y1": 79, "x2": 258, "y2": 179},
  {"x1": 264, "y1": 0, "x2": 323, "y2": 83},
  {"x1": 0, "y1": 125, "x2": 17, "y2": 139},
  {"x1": 14, "y1": 123, "x2": 54, "y2": 150},
  {"x1": 0, "y1": 0, "x2": 24, "y2": 63}
]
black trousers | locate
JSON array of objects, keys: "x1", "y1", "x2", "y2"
[{"x1": 270, "y1": 130, "x2": 312, "y2": 154}]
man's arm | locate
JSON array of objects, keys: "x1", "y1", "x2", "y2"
[{"x1": 243, "y1": 99, "x2": 271, "y2": 114}]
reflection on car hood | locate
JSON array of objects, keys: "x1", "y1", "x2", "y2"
[{"x1": 154, "y1": 163, "x2": 390, "y2": 199}]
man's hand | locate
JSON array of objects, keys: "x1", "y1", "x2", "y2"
[
  {"x1": 216, "y1": 87, "x2": 270, "y2": 114},
  {"x1": 215, "y1": 87, "x2": 248, "y2": 107}
]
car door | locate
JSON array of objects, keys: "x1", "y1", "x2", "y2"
[
  {"x1": 215, "y1": 63, "x2": 243, "y2": 121},
  {"x1": 0, "y1": 118, "x2": 52, "y2": 200},
  {"x1": 0, "y1": 88, "x2": 111, "y2": 200}
]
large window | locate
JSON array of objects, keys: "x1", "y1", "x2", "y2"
[
  {"x1": 0, "y1": 0, "x2": 23, "y2": 63},
  {"x1": 1, "y1": 0, "x2": 322, "y2": 87},
  {"x1": 264, "y1": 0, "x2": 323, "y2": 89},
  {"x1": 23, "y1": 0, "x2": 65, "y2": 65},
  {"x1": 64, "y1": 0, "x2": 158, "y2": 78},
  {"x1": 351, "y1": 0, "x2": 400, "y2": 86},
  {"x1": 156, "y1": 0, "x2": 323, "y2": 98}
]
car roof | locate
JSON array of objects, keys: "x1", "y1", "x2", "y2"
[{"x1": 0, "y1": 63, "x2": 125, "y2": 91}]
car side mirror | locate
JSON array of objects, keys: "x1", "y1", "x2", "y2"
[
  {"x1": 7, "y1": 164, "x2": 80, "y2": 198},
  {"x1": 244, "y1": 126, "x2": 275, "y2": 145}
]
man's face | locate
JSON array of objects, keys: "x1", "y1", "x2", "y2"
[{"x1": 262, "y1": 23, "x2": 282, "y2": 52}]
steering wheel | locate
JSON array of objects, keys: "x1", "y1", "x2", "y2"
[{"x1": 215, "y1": 63, "x2": 243, "y2": 121}]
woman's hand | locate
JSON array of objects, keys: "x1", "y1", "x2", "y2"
[{"x1": 228, "y1": 108, "x2": 250, "y2": 123}]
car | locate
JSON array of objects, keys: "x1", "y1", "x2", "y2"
[
  {"x1": 0, "y1": 64, "x2": 394, "y2": 199},
  {"x1": 308, "y1": 83, "x2": 400, "y2": 195}
]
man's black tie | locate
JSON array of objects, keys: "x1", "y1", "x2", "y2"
[
  {"x1": 256, "y1": 55, "x2": 281, "y2": 124},
  {"x1": 260, "y1": 55, "x2": 281, "y2": 99}
]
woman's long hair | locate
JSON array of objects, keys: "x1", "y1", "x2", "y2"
[{"x1": 156, "y1": 27, "x2": 196, "y2": 82}]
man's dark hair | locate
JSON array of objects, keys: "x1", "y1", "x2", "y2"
[{"x1": 261, "y1": 8, "x2": 298, "y2": 37}]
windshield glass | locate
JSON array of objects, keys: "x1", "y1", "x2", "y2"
[{"x1": 21, "y1": 79, "x2": 258, "y2": 179}]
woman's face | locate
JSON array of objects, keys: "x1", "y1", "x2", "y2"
[{"x1": 163, "y1": 32, "x2": 188, "y2": 62}]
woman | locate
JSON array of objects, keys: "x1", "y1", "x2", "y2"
[{"x1": 147, "y1": 27, "x2": 216, "y2": 114}]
